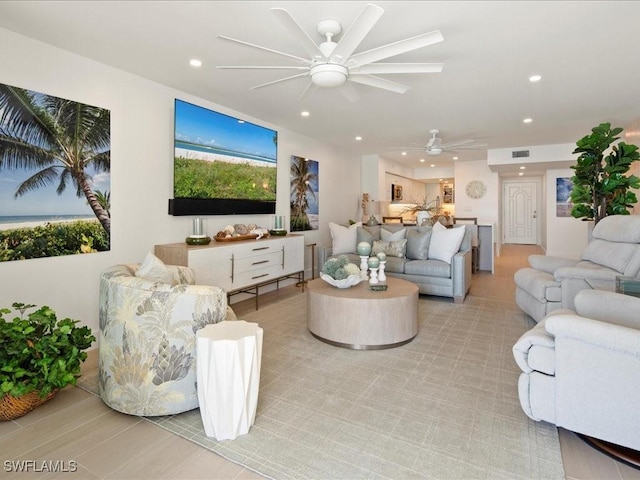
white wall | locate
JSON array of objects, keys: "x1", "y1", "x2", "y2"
[
  {"x1": 545, "y1": 168, "x2": 589, "y2": 258},
  {"x1": 0, "y1": 28, "x2": 359, "y2": 340}
]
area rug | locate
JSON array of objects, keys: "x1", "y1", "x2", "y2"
[{"x1": 80, "y1": 293, "x2": 565, "y2": 480}]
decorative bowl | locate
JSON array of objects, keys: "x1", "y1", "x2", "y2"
[{"x1": 320, "y1": 273, "x2": 363, "y2": 289}]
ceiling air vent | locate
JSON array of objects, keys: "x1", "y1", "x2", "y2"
[{"x1": 512, "y1": 150, "x2": 530, "y2": 158}]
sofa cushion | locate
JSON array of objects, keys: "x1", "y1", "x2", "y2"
[
  {"x1": 514, "y1": 267, "x2": 562, "y2": 302},
  {"x1": 591, "y1": 214, "x2": 640, "y2": 243},
  {"x1": 372, "y1": 239, "x2": 407, "y2": 258},
  {"x1": 381, "y1": 256, "x2": 407, "y2": 273},
  {"x1": 135, "y1": 252, "x2": 174, "y2": 284},
  {"x1": 428, "y1": 223, "x2": 465, "y2": 264},
  {"x1": 404, "y1": 259, "x2": 451, "y2": 278},
  {"x1": 381, "y1": 227, "x2": 406, "y2": 242},
  {"x1": 329, "y1": 222, "x2": 361, "y2": 255},
  {"x1": 357, "y1": 225, "x2": 381, "y2": 245},
  {"x1": 581, "y1": 239, "x2": 638, "y2": 274},
  {"x1": 406, "y1": 229, "x2": 432, "y2": 260}
]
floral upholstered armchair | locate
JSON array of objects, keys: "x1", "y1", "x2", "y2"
[{"x1": 98, "y1": 261, "x2": 237, "y2": 416}]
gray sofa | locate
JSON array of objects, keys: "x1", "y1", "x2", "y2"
[{"x1": 318, "y1": 224, "x2": 472, "y2": 303}]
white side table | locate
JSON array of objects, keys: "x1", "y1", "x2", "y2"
[{"x1": 196, "y1": 320, "x2": 263, "y2": 440}]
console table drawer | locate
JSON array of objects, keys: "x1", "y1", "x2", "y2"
[
  {"x1": 234, "y1": 264, "x2": 283, "y2": 286},
  {"x1": 233, "y1": 240, "x2": 282, "y2": 259},
  {"x1": 234, "y1": 250, "x2": 282, "y2": 274}
]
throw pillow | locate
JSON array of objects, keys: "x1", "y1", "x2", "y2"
[
  {"x1": 357, "y1": 225, "x2": 381, "y2": 245},
  {"x1": 372, "y1": 239, "x2": 407, "y2": 258},
  {"x1": 406, "y1": 229, "x2": 432, "y2": 260},
  {"x1": 329, "y1": 222, "x2": 361, "y2": 255},
  {"x1": 136, "y1": 252, "x2": 174, "y2": 284},
  {"x1": 381, "y1": 227, "x2": 406, "y2": 242},
  {"x1": 428, "y1": 225, "x2": 465, "y2": 264}
]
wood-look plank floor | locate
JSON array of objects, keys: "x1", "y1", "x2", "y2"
[{"x1": 1, "y1": 244, "x2": 638, "y2": 479}]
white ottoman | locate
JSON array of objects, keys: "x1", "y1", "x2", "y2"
[{"x1": 196, "y1": 320, "x2": 263, "y2": 440}]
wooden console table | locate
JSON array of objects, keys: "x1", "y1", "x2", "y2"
[{"x1": 155, "y1": 234, "x2": 305, "y2": 310}]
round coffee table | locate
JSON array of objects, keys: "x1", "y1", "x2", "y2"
[{"x1": 307, "y1": 276, "x2": 418, "y2": 350}]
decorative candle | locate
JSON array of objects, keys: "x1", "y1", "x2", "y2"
[
  {"x1": 377, "y1": 252, "x2": 386, "y2": 261},
  {"x1": 356, "y1": 241, "x2": 372, "y2": 256},
  {"x1": 193, "y1": 217, "x2": 203, "y2": 236},
  {"x1": 367, "y1": 256, "x2": 380, "y2": 268}
]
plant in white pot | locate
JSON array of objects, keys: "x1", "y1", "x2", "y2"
[
  {"x1": 570, "y1": 122, "x2": 640, "y2": 225},
  {"x1": 402, "y1": 196, "x2": 439, "y2": 225}
]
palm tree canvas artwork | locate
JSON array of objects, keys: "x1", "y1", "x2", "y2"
[
  {"x1": 0, "y1": 83, "x2": 110, "y2": 262},
  {"x1": 290, "y1": 155, "x2": 318, "y2": 231}
]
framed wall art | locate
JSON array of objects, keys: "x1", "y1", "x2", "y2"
[
  {"x1": 290, "y1": 155, "x2": 318, "y2": 231},
  {"x1": 0, "y1": 83, "x2": 111, "y2": 262}
]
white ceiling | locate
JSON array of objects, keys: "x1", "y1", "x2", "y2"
[{"x1": 1, "y1": 1, "x2": 639, "y2": 175}]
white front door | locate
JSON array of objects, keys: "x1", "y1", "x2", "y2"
[{"x1": 504, "y1": 180, "x2": 538, "y2": 244}]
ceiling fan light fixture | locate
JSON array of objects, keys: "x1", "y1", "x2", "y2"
[
  {"x1": 427, "y1": 147, "x2": 443, "y2": 156},
  {"x1": 310, "y1": 63, "x2": 348, "y2": 88}
]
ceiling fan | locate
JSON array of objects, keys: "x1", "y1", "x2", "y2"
[
  {"x1": 216, "y1": 3, "x2": 444, "y2": 101},
  {"x1": 398, "y1": 129, "x2": 486, "y2": 157}
]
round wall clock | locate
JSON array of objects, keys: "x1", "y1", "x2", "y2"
[{"x1": 465, "y1": 180, "x2": 486, "y2": 199}]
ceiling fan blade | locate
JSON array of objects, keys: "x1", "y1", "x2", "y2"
[
  {"x1": 351, "y1": 63, "x2": 444, "y2": 75},
  {"x1": 337, "y1": 82, "x2": 359, "y2": 102},
  {"x1": 441, "y1": 139, "x2": 476, "y2": 149},
  {"x1": 446, "y1": 144, "x2": 488, "y2": 151},
  {"x1": 250, "y1": 72, "x2": 309, "y2": 90},
  {"x1": 217, "y1": 65, "x2": 309, "y2": 70},
  {"x1": 271, "y1": 8, "x2": 324, "y2": 59},
  {"x1": 218, "y1": 35, "x2": 310, "y2": 64},
  {"x1": 299, "y1": 81, "x2": 317, "y2": 99},
  {"x1": 349, "y1": 30, "x2": 444, "y2": 67},
  {"x1": 348, "y1": 75, "x2": 409, "y2": 94},
  {"x1": 331, "y1": 3, "x2": 384, "y2": 63}
]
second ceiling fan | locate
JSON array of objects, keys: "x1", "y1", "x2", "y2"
[{"x1": 217, "y1": 3, "x2": 444, "y2": 101}]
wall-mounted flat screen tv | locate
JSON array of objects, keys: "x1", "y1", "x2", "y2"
[{"x1": 169, "y1": 99, "x2": 278, "y2": 216}]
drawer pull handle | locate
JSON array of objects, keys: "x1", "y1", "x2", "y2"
[
  {"x1": 252, "y1": 273, "x2": 269, "y2": 280},
  {"x1": 252, "y1": 246, "x2": 270, "y2": 251},
  {"x1": 252, "y1": 260, "x2": 269, "y2": 265}
]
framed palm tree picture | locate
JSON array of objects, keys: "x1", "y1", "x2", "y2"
[
  {"x1": 290, "y1": 155, "x2": 318, "y2": 231},
  {"x1": 0, "y1": 83, "x2": 111, "y2": 262}
]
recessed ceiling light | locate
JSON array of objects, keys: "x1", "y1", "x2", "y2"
[
  {"x1": 419, "y1": 158, "x2": 425, "y2": 163},
  {"x1": 301, "y1": 111, "x2": 310, "y2": 117},
  {"x1": 430, "y1": 164, "x2": 435, "y2": 167},
  {"x1": 355, "y1": 136, "x2": 362, "y2": 141},
  {"x1": 452, "y1": 156, "x2": 459, "y2": 160},
  {"x1": 401, "y1": 151, "x2": 407, "y2": 156},
  {"x1": 529, "y1": 74, "x2": 542, "y2": 82},
  {"x1": 518, "y1": 172, "x2": 524, "y2": 176},
  {"x1": 189, "y1": 59, "x2": 202, "y2": 67},
  {"x1": 523, "y1": 118, "x2": 533, "y2": 124},
  {"x1": 520, "y1": 166, "x2": 526, "y2": 170}
]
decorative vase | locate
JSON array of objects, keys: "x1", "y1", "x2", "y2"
[
  {"x1": 366, "y1": 215, "x2": 379, "y2": 226},
  {"x1": 416, "y1": 211, "x2": 431, "y2": 226}
]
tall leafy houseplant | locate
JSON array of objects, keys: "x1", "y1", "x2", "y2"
[{"x1": 570, "y1": 122, "x2": 640, "y2": 225}]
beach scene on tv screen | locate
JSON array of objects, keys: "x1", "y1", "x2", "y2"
[{"x1": 174, "y1": 100, "x2": 277, "y2": 201}]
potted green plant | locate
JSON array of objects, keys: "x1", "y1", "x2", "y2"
[
  {"x1": 402, "y1": 196, "x2": 440, "y2": 225},
  {"x1": 0, "y1": 302, "x2": 95, "y2": 420},
  {"x1": 570, "y1": 122, "x2": 640, "y2": 225}
]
